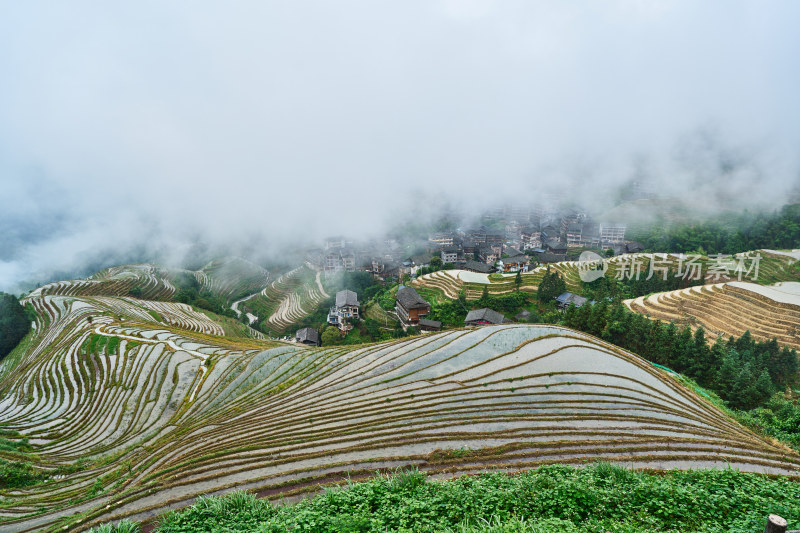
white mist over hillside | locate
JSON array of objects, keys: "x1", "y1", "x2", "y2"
[{"x1": 1, "y1": 1, "x2": 799, "y2": 292}]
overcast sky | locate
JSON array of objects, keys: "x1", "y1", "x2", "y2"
[{"x1": 1, "y1": 1, "x2": 799, "y2": 291}]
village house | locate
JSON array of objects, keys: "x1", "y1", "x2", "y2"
[
  {"x1": 497, "y1": 254, "x2": 529, "y2": 272},
  {"x1": 565, "y1": 223, "x2": 583, "y2": 247},
  {"x1": 467, "y1": 227, "x2": 488, "y2": 243},
  {"x1": 295, "y1": 327, "x2": 320, "y2": 346},
  {"x1": 566, "y1": 222, "x2": 601, "y2": 248},
  {"x1": 540, "y1": 224, "x2": 560, "y2": 243},
  {"x1": 428, "y1": 232, "x2": 455, "y2": 248},
  {"x1": 418, "y1": 318, "x2": 442, "y2": 331},
  {"x1": 462, "y1": 239, "x2": 479, "y2": 255},
  {"x1": 324, "y1": 248, "x2": 357, "y2": 277},
  {"x1": 411, "y1": 253, "x2": 432, "y2": 270},
  {"x1": 560, "y1": 211, "x2": 587, "y2": 234},
  {"x1": 485, "y1": 230, "x2": 504, "y2": 246},
  {"x1": 440, "y1": 247, "x2": 460, "y2": 264},
  {"x1": 398, "y1": 260, "x2": 415, "y2": 279},
  {"x1": 464, "y1": 260, "x2": 493, "y2": 274},
  {"x1": 395, "y1": 286, "x2": 431, "y2": 327},
  {"x1": 382, "y1": 262, "x2": 400, "y2": 280},
  {"x1": 556, "y1": 292, "x2": 589, "y2": 310},
  {"x1": 599, "y1": 223, "x2": 627, "y2": 244},
  {"x1": 535, "y1": 251, "x2": 567, "y2": 264},
  {"x1": 478, "y1": 247, "x2": 498, "y2": 265},
  {"x1": 545, "y1": 239, "x2": 568, "y2": 255},
  {"x1": 328, "y1": 290, "x2": 360, "y2": 331},
  {"x1": 368, "y1": 257, "x2": 385, "y2": 276},
  {"x1": 520, "y1": 227, "x2": 542, "y2": 250},
  {"x1": 465, "y1": 308, "x2": 509, "y2": 326}
]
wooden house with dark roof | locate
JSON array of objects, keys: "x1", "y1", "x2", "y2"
[
  {"x1": 295, "y1": 327, "x2": 320, "y2": 346},
  {"x1": 464, "y1": 308, "x2": 509, "y2": 326},
  {"x1": 418, "y1": 318, "x2": 442, "y2": 331},
  {"x1": 464, "y1": 260, "x2": 493, "y2": 274},
  {"x1": 395, "y1": 286, "x2": 431, "y2": 326},
  {"x1": 498, "y1": 254, "x2": 529, "y2": 272},
  {"x1": 545, "y1": 239, "x2": 568, "y2": 254}
]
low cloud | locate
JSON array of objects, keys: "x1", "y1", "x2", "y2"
[{"x1": 1, "y1": 1, "x2": 798, "y2": 292}]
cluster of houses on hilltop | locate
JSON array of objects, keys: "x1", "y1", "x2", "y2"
[
  {"x1": 293, "y1": 201, "x2": 644, "y2": 346},
  {"x1": 295, "y1": 283, "x2": 595, "y2": 347},
  {"x1": 425, "y1": 210, "x2": 642, "y2": 270},
  {"x1": 312, "y1": 236, "x2": 432, "y2": 280},
  {"x1": 309, "y1": 202, "x2": 641, "y2": 283}
]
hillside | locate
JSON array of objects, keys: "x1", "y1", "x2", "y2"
[
  {"x1": 410, "y1": 250, "x2": 800, "y2": 302},
  {"x1": 625, "y1": 281, "x2": 800, "y2": 351},
  {"x1": 240, "y1": 265, "x2": 330, "y2": 333},
  {"x1": 1, "y1": 289, "x2": 798, "y2": 531},
  {"x1": 26, "y1": 258, "x2": 272, "y2": 306}
]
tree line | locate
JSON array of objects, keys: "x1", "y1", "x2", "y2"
[
  {"x1": 0, "y1": 293, "x2": 34, "y2": 362},
  {"x1": 633, "y1": 203, "x2": 800, "y2": 254}
]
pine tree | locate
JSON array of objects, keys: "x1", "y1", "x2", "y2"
[
  {"x1": 752, "y1": 368, "x2": 775, "y2": 407},
  {"x1": 671, "y1": 326, "x2": 694, "y2": 373},
  {"x1": 772, "y1": 347, "x2": 799, "y2": 388},
  {"x1": 715, "y1": 350, "x2": 739, "y2": 394},
  {"x1": 537, "y1": 268, "x2": 566, "y2": 303}
]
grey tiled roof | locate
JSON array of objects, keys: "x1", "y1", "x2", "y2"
[
  {"x1": 336, "y1": 290, "x2": 359, "y2": 307},
  {"x1": 464, "y1": 261, "x2": 492, "y2": 273},
  {"x1": 464, "y1": 308, "x2": 506, "y2": 325},
  {"x1": 396, "y1": 287, "x2": 430, "y2": 311},
  {"x1": 556, "y1": 292, "x2": 588, "y2": 307},
  {"x1": 296, "y1": 327, "x2": 320, "y2": 345},
  {"x1": 535, "y1": 252, "x2": 566, "y2": 263}
]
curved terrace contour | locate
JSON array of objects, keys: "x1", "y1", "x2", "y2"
[{"x1": 1, "y1": 294, "x2": 798, "y2": 532}]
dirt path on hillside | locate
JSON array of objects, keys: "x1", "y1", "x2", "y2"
[{"x1": 230, "y1": 273, "x2": 271, "y2": 324}]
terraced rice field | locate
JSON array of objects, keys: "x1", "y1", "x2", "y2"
[
  {"x1": 243, "y1": 266, "x2": 329, "y2": 332},
  {"x1": 412, "y1": 251, "x2": 800, "y2": 301},
  {"x1": 625, "y1": 281, "x2": 800, "y2": 351},
  {"x1": 29, "y1": 257, "x2": 275, "y2": 306},
  {"x1": 28, "y1": 264, "x2": 177, "y2": 301},
  {"x1": 1, "y1": 294, "x2": 798, "y2": 532},
  {"x1": 196, "y1": 257, "x2": 271, "y2": 302},
  {"x1": 411, "y1": 255, "x2": 640, "y2": 300}
]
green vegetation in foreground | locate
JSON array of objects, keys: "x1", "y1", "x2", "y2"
[{"x1": 87, "y1": 464, "x2": 800, "y2": 533}]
